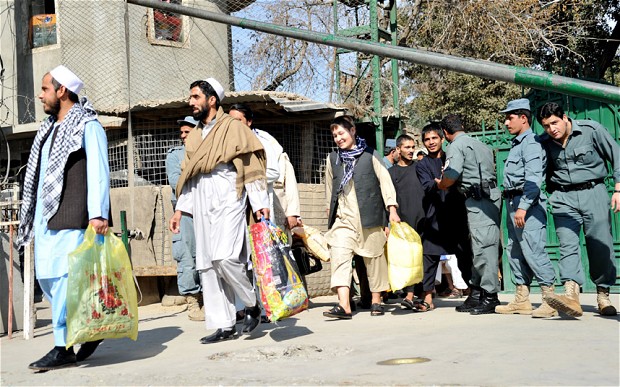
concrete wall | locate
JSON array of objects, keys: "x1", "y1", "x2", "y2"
[{"x1": 9, "y1": 0, "x2": 231, "y2": 126}]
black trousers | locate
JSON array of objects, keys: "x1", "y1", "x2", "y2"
[{"x1": 422, "y1": 254, "x2": 441, "y2": 292}]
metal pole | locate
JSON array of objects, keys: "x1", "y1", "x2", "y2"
[
  {"x1": 332, "y1": 0, "x2": 340, "y2": 104},
  {"x1": 389, "y1": 1, "x2": 401, "y2": 136},
  {"x1": 370, "y1": 0, "x2": 384, "y2": 155},
  {"x1": 126, "y1": 0, "x2": 620, "y2": 105},
  {"x1": 8, "y1": 224, "x2": 13, "y2": 339}
]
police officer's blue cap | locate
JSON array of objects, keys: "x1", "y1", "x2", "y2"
[
  {"x1": 385, "y1": 138, "x2": 396, "y2": 148},
  {"x1": 177, "y1": 116, "x2": 199, "y2": 127},
  {"x1": 500, "y1": 98, "x2": 530, "y2": 113}
]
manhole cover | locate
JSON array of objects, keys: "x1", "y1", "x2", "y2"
[{"x1": 377, "y1": 357, "x2": 431, "y2": 365}]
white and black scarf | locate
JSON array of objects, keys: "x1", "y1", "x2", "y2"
[
  {"x1": 336, "y1": 136, "x2": 367, "y2": 194},
  {"x1": 17, "y1": 97, "x2": 98, "y2": 246}
]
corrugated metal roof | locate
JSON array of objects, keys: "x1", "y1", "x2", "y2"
[{"x1": 98, "y1": 90, "x2": 346, "y2": 118}]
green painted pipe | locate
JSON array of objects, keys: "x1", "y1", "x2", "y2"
[{"x1": 127, "y1": 0, "x2": 620, "y2": 105}]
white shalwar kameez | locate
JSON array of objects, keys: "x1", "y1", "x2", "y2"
[{"x1": 175, "y1": 119, "x2": 269, "y2": 330}]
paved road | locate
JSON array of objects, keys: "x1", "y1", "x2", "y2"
[{"x1": 1, "y1": 293, "x2": 618, "y2": 386}]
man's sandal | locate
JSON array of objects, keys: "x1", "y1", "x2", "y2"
[
  {"x1": 370, "y1": 303, "x2": 385, "y2": 316},
  {"x1": 415, "y1": 301, "x2": 435, "y2": 312},
  {"x1": 323, "y1": 305, "x2": 352, "y2": 320}
]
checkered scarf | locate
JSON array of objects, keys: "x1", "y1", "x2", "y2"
[
  {"x1": 17, "y1": 97, "x2": 98, "y2": 246},
  {"x1": 336, "y1": 136, "x2": 367, "y2": 194}
]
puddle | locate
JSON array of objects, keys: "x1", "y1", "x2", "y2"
[{"x1": 377, "y1": 357, "x2": 431, "y2": 365}]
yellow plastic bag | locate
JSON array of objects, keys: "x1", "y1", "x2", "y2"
[
  {"x1": 386, "y1": 221, "x2": 423, "y2": 291},
  {"x1": 291, "y1": 225, "x2": 330, "y2": 262},
  {"x1": 66, "y1": 225, "x2": 139, "y2": 348}
]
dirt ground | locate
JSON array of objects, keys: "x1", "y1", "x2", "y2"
[{"x1": 1, "y1": 293, "x2": 619, "y2": 386}]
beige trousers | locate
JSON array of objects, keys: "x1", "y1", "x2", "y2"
[{"x1": 330, "y1": 246, "x2": 389, "y2": 293}]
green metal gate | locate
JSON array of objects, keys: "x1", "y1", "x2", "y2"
[{"x1": 470, "y1": 92, "x2": 620, "y2": 294}]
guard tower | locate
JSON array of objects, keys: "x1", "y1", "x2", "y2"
[{"x1": 333, "y1": 0, "x2": 400, "y2": 153}]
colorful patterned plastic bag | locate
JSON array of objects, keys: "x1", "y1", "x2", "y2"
[
  {"x1": 386, "y1": 221, "x2": 423, "y2": 291},
  {"x1": 66, "y1": 225, "x2": 139, "y2": 348},
  {"x1": 249, "y1": 219, "x2": 308, "y2": 321}
]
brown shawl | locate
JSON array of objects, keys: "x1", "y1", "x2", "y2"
[{"x1": 176, "y1": 107, "x2": 267, "y2": 199}]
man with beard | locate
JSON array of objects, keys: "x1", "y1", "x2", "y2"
[
  {"x1": 415, "y1": 123, "x2": 471, "y2": 311},
  {"x1": 387, "y1": 134, "x2": 425, "y2": 310},
  {"x1": 169, "y1": 78, "x2": 270, "y2": 343},
  {"x1": 538, "y1": 102, "x2": 619, "y2": 317},
  {"x1": 18, "y1": 65, "x2": 110, "y2": 371},
  {"x1": 435, "y1": 114, "x2": 501, "y2": 315}
]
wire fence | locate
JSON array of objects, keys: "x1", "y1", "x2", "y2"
[{"x1": 1, "y1": 0, "x2": 402, "y2": 197}]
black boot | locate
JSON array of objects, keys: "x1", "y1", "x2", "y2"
[
  {"x1": 241, "y1": 303, "x2": 261, "y2": 334},
  {"x1": 455, "y1": 287, "x2": 481, "y2": 312},
  {"x1": 470, "y1": 290, "x2": 500, "y2": 315},
  {"x1": 76, "y1": 339, "x2": 103, "y2": 362},
  {"x1": 200, "y1": 328, "x2": 239, "y2": 344},
  {"x1": 28, "y1": 346, "x2": 77, "y2": 372}
]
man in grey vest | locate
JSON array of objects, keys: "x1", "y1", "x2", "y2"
[
  {"x1": 538, "y1": 102, "x2": 619, "y2": 317},
  {"x1": 435, "y1": 114, "x2": 501, "y2": 315},
  {"x1": 18, "y1": 65, "x2": 110, "y2": 370}
]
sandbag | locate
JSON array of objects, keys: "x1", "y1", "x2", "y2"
[{"x1": 291, "y1": 225, "x2": 330, "y2": 262}]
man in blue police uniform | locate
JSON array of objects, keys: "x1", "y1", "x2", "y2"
[
  {"x1": 495, "y1": 98, "x2": 557, "y2": 318},
  {"x1": 166, "y1": 116, "x2": 203, "y2": 321},
  {"x1": 435, "y1": 114, "x2": 502, "y2": 315},
  {"x1": 538, "y1": 102, "x2": 619, "y2": 317},
  {"x1": 383, "y1": 139, "x2": 399, "y2": 169}
]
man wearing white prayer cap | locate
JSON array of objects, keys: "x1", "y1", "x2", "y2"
[
  {"x1": 18, "y1": 65, "x2": 110, "y2": 370},
  {"x1": 170, "y1": 78, "x2": 270, "y2": 343}
]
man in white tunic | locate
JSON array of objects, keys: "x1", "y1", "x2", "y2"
[{"x1": 169, "y1": 78, "x2": 270, "y2": 344}]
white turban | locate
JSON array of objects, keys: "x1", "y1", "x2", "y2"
[
  {"x1": 205, "y1": 77, "x2": 225, "y2": 101},
  {"x1": 49, "y1": 65, "x2": 84, "y2": 94}
]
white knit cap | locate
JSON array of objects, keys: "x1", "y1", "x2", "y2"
[
  {"x1": 204, "y1": 77, "x2": 225, "y2": 101},
  {"x1": 49, "y1": 65, "x2": 84, "y2": 94}
]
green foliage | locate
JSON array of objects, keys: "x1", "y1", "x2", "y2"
[{"x1": 397, "y1": 0, "x2": 620, "y2": 130}]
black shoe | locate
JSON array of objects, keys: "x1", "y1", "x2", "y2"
[
  {"x1": 235, "y1": 310, "x2": 245, "y2": 323},
  {"x1": 76, "y1": 339, "x2": 103, "y2": 362},
  {"x1": 28, "y1": 347, "x2": 77, "y2": 372},
  {"x1": 470, "y1": 291, "x2": 500, "y2": 315},
  {"x1": 455, "y1": 287, "x2": 481, "y2": 312},
  {"x1": 200, "y1": 328, "x2": 239, "y2": 344},
  {"x1": 241, "y1": 304, "x2": 261, "y2": 334}
]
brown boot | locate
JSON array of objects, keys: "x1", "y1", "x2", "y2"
[
  {"x1": 186, "y1": 294, "x2": 205, "y2": 321},
  {"x1": 532, "y1": 285, "x2": 558, "y2": 318},
  {"x1": 545, "y1": 280, "x2": 582, "y2": 317},
  {"x1": 161, "y1": 294, "x2": 187, "y2": 307},
  {"x1": 495, "y1": 284, "x2": 532, "y2": 315},
  {"x1": 596, "y1": 286, "x2": 617, "y2": 316}
]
